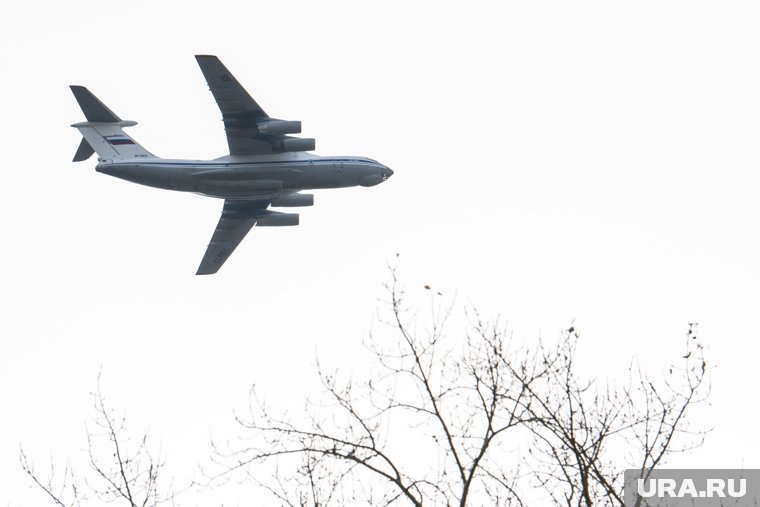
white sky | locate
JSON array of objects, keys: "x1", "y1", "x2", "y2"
[{"x1": 2, "y1": 0, "x2": 760, "y2": 504}]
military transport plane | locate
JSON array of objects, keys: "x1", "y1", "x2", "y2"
[{"x1": 70, "y1": 55, "x2": 393, "y2": 275}]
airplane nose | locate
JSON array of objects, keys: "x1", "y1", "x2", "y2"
[{"x1": 382, "y1": 167, "x2": 394, "y2": 180}]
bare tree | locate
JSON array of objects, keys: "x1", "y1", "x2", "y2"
[
  {"x1": 213, "y1": 267, "x2": 535, "y2": 506},
  {"x1": 21, "y1": 376, "x2": 179, "y2": 507},
  {"x1": 213, "y1": 267, "x2": 710, "y2": 506},
  {"x1": 509, "y1": 324, "x2": 709, "y2": 506},
  {"x1": 22, "y1": 270, "x2": 710, "y2": 506}
]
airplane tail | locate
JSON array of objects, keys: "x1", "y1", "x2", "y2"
[{"x1": 69, "y1": 85, "x2": 156, "y2": 162}]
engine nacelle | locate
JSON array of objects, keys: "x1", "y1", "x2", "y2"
[
  {"x1": 271, "y1": 193, "x2": 314, "y2": 207},
  {"x1": 274, "y1": 136, "x2": 316, "y2": 152},
  {"x1": 256, "y1": 212, "x2": 299, "y2": 227},
  {"x1": 257, "y1": 119, "x2": 302, "y2": 135}
]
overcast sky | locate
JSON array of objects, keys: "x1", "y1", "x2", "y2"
[{"x1": 2, "y1": 0, "x2": 760, "y2": 504}]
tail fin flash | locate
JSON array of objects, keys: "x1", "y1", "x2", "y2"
[{"x1": 69, "y1": 86, "x2": 156, "y2": 161}]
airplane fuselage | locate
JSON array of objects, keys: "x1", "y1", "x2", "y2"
[{"x1": 96, "y1": 153, "x2": 392, "y2": 199}]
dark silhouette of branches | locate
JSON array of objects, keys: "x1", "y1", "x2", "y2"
[
  {"x1": 502, "y1": 322, "x2": 709, "y2": 507},
  {"x1": 213, "y1": 266, "x2": 711, "y2": 506},
  {"x1": 213, "y1": 266, "x2": 536, "y2": 506},
  {"x1": 19, "y1": 451, "x2": 82, "y2": 507},
  {"x1": 21, "y1": 375, "x2": 179, "y2": 507},
  {"x1": 22, "y1": 269, "x2": 711, "y2": 507}
]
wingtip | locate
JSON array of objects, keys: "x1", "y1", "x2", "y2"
[{"x1": 196, "y1": 263, "x2": 219, "y2": 275}]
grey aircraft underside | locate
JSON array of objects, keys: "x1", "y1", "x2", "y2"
[{"x1": 70, "y1": 55, "x2": 393, "y2": 275}]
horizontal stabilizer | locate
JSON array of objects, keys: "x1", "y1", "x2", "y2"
[
  {"x1": 72, "y1": 137, "x2": 95, "y2": 162},
  {"x1": 70, "y1": 85, "x2": 121, "y2": 123}
]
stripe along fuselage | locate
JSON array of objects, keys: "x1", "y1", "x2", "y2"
[{"x1": 96, "y1": 153, "x2": 392, "y2": 199}]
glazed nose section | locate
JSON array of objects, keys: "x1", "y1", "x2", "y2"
[{"x1": 359, "y1": 165, "x2": 394, "y2": 187}]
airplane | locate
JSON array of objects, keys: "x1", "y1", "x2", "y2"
[{"x1": 70, "y1": 55, "x2": 393, "y2": 275}]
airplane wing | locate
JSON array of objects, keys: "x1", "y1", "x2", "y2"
[
  {"x1": 195, "y1": 55, "x2": 315, "y2": 155},
  {"x1": 196, "y1": 199, "x2": 270, "y2": 275}
]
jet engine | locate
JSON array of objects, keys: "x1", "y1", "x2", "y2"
[
  {"x1": 257, "y1": 119, "x2": 302, "y2": 135},
  {"x1": 274, "y1": 137, "x2": 316, "y2": 152},
  {"x1": 256, "y1": 212, "x2": 299, "y2": 227},
  {"x1": 271, "y1": 193, "x2": 314, "y2": 207}
]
